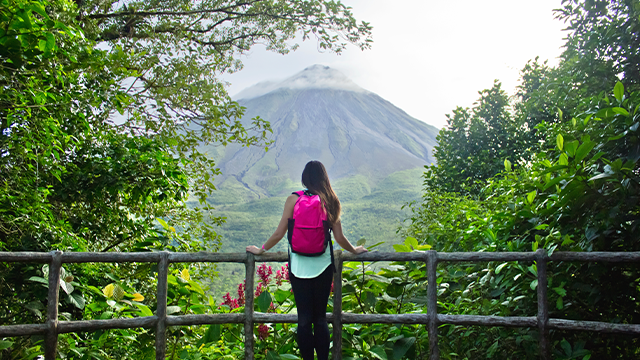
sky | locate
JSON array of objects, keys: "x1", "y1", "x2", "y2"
[{"x1": 222, "y1": 0, "x2": 568, "y2": 129}]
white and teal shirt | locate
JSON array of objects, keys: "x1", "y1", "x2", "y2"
[{"x1": 289, "y1": 241, "x2": 332, "y2": 278}]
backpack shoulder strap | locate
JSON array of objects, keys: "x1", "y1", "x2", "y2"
[{"x1": 292, "y1": 190, "x2": 304, "y2": 197}]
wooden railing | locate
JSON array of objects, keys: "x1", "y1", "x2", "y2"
[{"x1": 1, "y1": 250, "x2": 640, "y2": 360}]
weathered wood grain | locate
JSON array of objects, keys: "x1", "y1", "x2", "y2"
[
  {"x1": 0, "y1": 252, "x2": 52, "y2": 263},
  {"x1": 341, "y1": 313, "x2": 429, "y2": 324},
  {"x1": 45, "y1": 251, "x2": 62, "y2": 360},
  {"x1": 155, "y1": 252, "x2": 169, "y2": 360},
  {"x1": 439, "y1": 252, "x2": 537, "y2": 262},
  {"x1": 536, "y1": 249, "x2": 550, "y2": 360},
  {"x1": 427, "y1": 250, "x2": 439, "y2": 360},
  {"x1": 548, "y1": 318, "x2": 640, "y2": 334},
  {"x1": 550, "y1": 252, "x2": 640, "y2": 262},
  {"x1": 333, "y1": 251, "x2": 343, "y2": 360},
  {"x1": 0, "y1": 324, "x2": 48, "y2": 337},
  {"x1": 169, "y1": 252, "x2": 247, "y2": 263},
  {"x1": 167, "y1": 314, "x2": 245, "y2": 326},
  {"x1": 58, "y1": 317, "x2": 158, "y2": 333},
  {"x1": 244, "y1": 253, "x2": 255, "y2": 360},
  {"x1": 62, "y1": 252, "x2": 161, "y2": 263},
  {"x1": 438, "y1": 315, "x2": 537, "y2": 327}
]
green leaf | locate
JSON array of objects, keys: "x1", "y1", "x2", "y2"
[
  {"x1": 558, "y1": 153, "x2": 569, "y2": 166},
  {"x1": 266, "y1": 350, "x2": 281, "y2": 360},
  {"x1": 166, "y1": 306, "x2": 182, "y2": 315},
  {"x1": 0, "y1": 340, "x2": 14, "y2": 350},
  {"x1": 68, "y1": 293, "x2": 85, "y2": 309},
  {"x1": 564, "y1": 140, "x2": 579, "y2": 158},
  {"x1": 157, "y1": 218, "x2": 169, "y2": 229},
  {"x1": 613, "y1": 81, "x2": 624, "y2": 102},
  {"x1": 136, "y1": 304, "x2": 153, "y2": 317},
  {"x1": 370, "y1": 345, "x2": 388, "y2": 360},
  {"x1": 100, "y1": 311, "x2": 114, "y2": 319},
  {"x1": 356, "y1": 238, "x2": 366, "y2": 246},
  {"x1": 530, "y1": 279, "x2": 538, "y2": 290},
  {"x1": 59, "y1": 279, "x2": 74, "y2": 295},
  {"x1": 366, "y1": 241, "x2": 386, "y2": 250},
  {"x1": 612, "y1": 107, "x2": 629, "y2": 116},
  {"x1": 561, "y1": 339, "x2": 572, "y2": 356},
  {"x1": 495, "y1": 262, "x2": 508, "y2": 274},
  {"x1": 557, "y1": 107, "x2": 563, "y2": 122},
  {"x1": 575, "y1": 141, "x2": 596, "y2": 164},
  {"x1": 526, "y1": 191, "x2": 536, "y2": 204},
  {"x1": 556, "y1": 134, "x2": 564, "y2": 151},
  {"x1": 274, "y1": 289, "x2": 293, "y2": 304},
  {"x1": 28, "y1": 276, "x2": 49, "y2": 285},
  {"x1": 587, "y1": 173, "x2": 613, "y2": 181},
  {"x1": 543, "y1": 175, "x2": 568, "y2": 191},
  {"x1": 392, "y1": 337, "x2": 415, "y2": 360},
  {"x1": 364, "y1": 291, "x2": 377, "y2": 309},
  {"x1": 504, "y1": 159, "x2": 512, "y2": 171},
  {"x1": 392, "y1": 244, "x2": 411, "y2": 252},
  {"x1": 203, "y1": 324, "x2": 221, "y2": 344},
  {"x1": 257, "y1": 291, "x2": 272, "y2": 312},
  {"x1": 386, "y1": 282, "x2": 404, "y2": 298},
  {"x1": 278, "y1": 355, "x2": 299, "y2": 360},
  {"x1": 404, "y1": 236, "x2": 419, "y2": 250},
  {"x1": 45, "y1": 33, "x2": 55, "y2": 52}
]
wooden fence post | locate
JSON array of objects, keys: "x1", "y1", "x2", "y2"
[
  {"x1": 45, "y1": 251, "x2": 62, "y2": 360},
  {"x1": 427, "y1": 250, "x2": 439, "y2": 360},
  {"x1": 536, "y1": 249, "x2": 550, "y2": 360},
  {"x1": 245, "y1": 253, "x2": 255, "y2": 360},
  {"x1": 332, "y1": 250, "x2": 343, "y2": 360},
  {"x1": 155, "y1": 252, "x2": 169, "y2": 360}
]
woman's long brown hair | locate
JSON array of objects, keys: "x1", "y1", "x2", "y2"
[{"x1": 301, "y1": 160, "x2": 341, "y2": 225}]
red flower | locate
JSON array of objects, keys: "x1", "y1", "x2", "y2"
[
  {"x1": 258, "y1": 324, "x2": 269, "y2": 340},
  {"x1": 237, "y1": 281, "x2": 245, "y2": 306},
  {"x1": 255, "y1": 282, "x2": 264, "y2": 297},
  {"x1": 222, "y1": 292, "x2": 239, "y2": 309},
  {"x1": 257, "y1": 263, "x2": 273, "y2": 285},
  {"x1": 275, "y1": 264, "x2": 289, "y2": 285}
]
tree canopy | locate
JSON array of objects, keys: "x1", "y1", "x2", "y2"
[
  {"x1": 1, "y1": 0, "x2": 371, "y2": 357},
  {"x1": 403, "y1": 0, "x2": 640, "y2": 357}
]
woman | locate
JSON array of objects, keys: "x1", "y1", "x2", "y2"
[{"x1": 247, "y1": 160, "x2": 367, "y2": 360}]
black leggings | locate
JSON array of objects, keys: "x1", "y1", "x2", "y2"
[{"x1": 289, "y1": 265, "x2": 333, "y2": 360}]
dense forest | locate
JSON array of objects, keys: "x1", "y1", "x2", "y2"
[{"x1": 1, "y1": 0, "x2": 639, "y2": 359}]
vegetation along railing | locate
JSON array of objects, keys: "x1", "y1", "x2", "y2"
[{"x1": 2, "y1": 250, "x2": 640, "y2": 360}]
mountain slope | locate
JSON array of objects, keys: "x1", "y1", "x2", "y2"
[{"x1": 204, "y1": 65, "x2": 439, "y2": 200}]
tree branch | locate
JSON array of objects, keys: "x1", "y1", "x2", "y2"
[{"x1": 85, "y1": 1, "x2": 262, "y2": 20}]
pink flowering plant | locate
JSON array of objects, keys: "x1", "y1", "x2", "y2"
[{"x1": 218, "y1": 263, "x2": 299, "y2": 359}]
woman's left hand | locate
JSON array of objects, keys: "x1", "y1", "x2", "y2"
[{"x1": 246, "y1": 245, "x2": 264, "y2": 255}]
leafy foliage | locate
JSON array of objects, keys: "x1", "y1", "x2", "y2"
[{"x1": 1, "y1": 0, "x2": 372, "y2": 357}]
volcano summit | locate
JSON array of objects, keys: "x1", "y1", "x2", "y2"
[{"x1": 207, "y1": 65, "x2": 439, "y2": 200}]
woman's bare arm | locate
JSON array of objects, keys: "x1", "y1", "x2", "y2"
[
  {"x1": 246, "y1": 194, "x2": 298, "y2": 255},
  {"x1": 332, "y1": 220, "x2": 367, "y2": 254}
]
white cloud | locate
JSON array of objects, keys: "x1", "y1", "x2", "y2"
[
  {"x1": 223, "y1": 0, "x2": 566, "y2": 128},
  {"x1": 233, "y1": 64, "x2": 367, "y2": 99}
]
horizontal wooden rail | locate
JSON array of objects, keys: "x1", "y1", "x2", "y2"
[
  {"x1": 4, "y1": 250, "x2": 640, "y2": 264},
  {"x1": 1, "y1": 250, "x2": 640, "y2": 360}
]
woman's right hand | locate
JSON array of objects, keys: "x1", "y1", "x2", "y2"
[
  {"x1": 246, "y1": 245, "x2": 264, "y2": 255},
  {"x1": 352, "y1": 246, "x2": 367, "y2": 254}
]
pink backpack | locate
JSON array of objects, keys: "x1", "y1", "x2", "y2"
[{"x1": 287, "y1": 190, "x2": 332, "y2": 256}]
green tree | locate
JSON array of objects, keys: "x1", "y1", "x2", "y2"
[
  {"x1": 1, "y1": 0, "x2": 372, "y2": 357},
  {"x1": 556, "y1": 0, "x2": 640, "y2": 90},
  {"x1": 425, "y1": 81, "x2": 519, "y2": 195}
]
